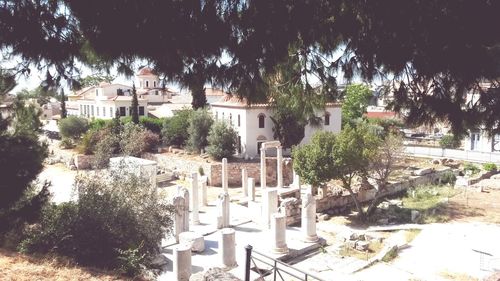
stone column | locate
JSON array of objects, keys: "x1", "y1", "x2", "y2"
[
  {"x1": 248, "y1": 177, "x2": 256, "y2": 202},
  {"x1": 301, "y1": 193, "x2": 319, "y2": 242},
  {"x1": 260, "y1": 147, "x2": 266, "y2": 189},
  {"x1": 220, "y1": 228, "x2": 237, "y2": 269},
  {"x1": 242, "y1": 168, "x2": 248, "y2": 197},
  {"x1": 191, "y1": 173, "x2": 199, "y2": 225},
  {"x1": 179, "y1": 187, "x2": 190, "y2": 231},
  {"x1": 174, "y1": 244, "x2": 192, "y2": 281},
  {"x1": 222, "y1": 158, "x2": 228, "y2": 192},
  {"x1": 172, "y1": 196, "x2": 186, "y2": 243},
  {"x1": 201, "y1": 179, "x2": 208, "y2": 207},
  {"x1": 263, "y1": 189, "x2": 278, "y2": 228},
  {"x1": 271, "y1": 213, "x2": 288, "y2": 254},
  {"x1": 293, "y1": 170, "x2": 301, "y2": 189},
  {"x1": 217, "y1": 192, "x2": 230, "y2": 229},
  {"x1": 277, "y1": 146, "x2": 283, "y2": 189}
]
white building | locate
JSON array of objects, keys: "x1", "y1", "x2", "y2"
[
  {"x1": 211, "y1": 94, "x2": 342, "y2": 158},
  {"x1": 74, "y1": 82, "x2": 148, "y2": 119},
  {"x1": 136, "y1": 67, "x2": 173, "y2": 104}
]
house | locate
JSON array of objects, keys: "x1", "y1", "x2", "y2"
[
  {"x1": 136, "y1": 67, "x2": 173, "y2": 104},
  {"x1": 75, "y1": 82, "x2": 148, "y2": 119},
  {"x1": 210, "y1": 94, "x2": 342, "y2": 158}
]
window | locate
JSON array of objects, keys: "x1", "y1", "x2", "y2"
[
  {"x1": 238, "y1": 114, "x2": 241, "y2": 127},
  {"x1": 119, "y1": 107, "x2": 126, "y2": 116},
  {"x1": 139, "y1": 106, "x2": 145, "y2": 116},
  {"x1": 215, "y1": 111, "x2": 218, "y2": 120},
  {"x1": 110, "y1": 107, "x2": 113, "y2": 117},
  {"x1": 229, "y1": 113, "x2": 232, "y2": 124},
  {"x1": 91, "y1": 105, "x2": 94, "y2": 116},
  {"x1": 324, "y1": 112, "x2": 330, "y2": 126},
  {"x1": 258, "y1": 114, "x2": 265, "y2": 128},
  {"x1": 103, "y1": 106, "x2": 106, "y2": 117},
  {"x1": 146, "y1": 80, "x2": 149, "y2": 88},
  {"x1": 222, "y1": 112, "x2": 225, "y2": 119},
  {"x1": 96, "y1": 106, "x2": 100, "y2": 116},
  {"x1": 95, "y1": 89, "x2": 98, "y2": 95},
  {"x1": 237, "y1": 136, "x2": 242, "y2": 154},
  {"x1": 153, "y1": 81, "x2": 157, "y2": 88},
  {"x1": 80, "y1": 105, "x2": 83, "y2": 115}
]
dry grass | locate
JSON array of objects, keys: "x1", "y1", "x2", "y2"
[
  {"x1": 0, "y1": 249, "x2": 129, "y2": 281},
  {"x1": 439, "y1": 270, "x2": 479, "y2": 281},
  {"x1": 404, "y1": 229, "x2": 421, "y2": 243}
]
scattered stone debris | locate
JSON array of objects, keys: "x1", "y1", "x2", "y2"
[{"x1": 190, "y1": 267, "x2": 241, "y2": 281}]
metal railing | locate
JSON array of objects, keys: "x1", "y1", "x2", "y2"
[{"x1": 244, "y1": 245, "x2": 326, "y2": 281}]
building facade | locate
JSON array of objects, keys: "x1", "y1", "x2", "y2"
[{"x1": 211, "y1": 94, "x2": 342, "y2": 159}]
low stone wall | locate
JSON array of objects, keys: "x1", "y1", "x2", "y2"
[
  {"x1": 143, "y1": 152, "x2": 213, "y2": 182},
  {"x1": 279, "y1": 197, "x2": 302, "y2": 226},
  {"x1": 315, "y1": 168, "x2": 452, "y2": 213}
]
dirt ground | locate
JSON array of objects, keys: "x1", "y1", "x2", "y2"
[
  {"x1": 0, "y1": 249, "x2": 129, "y2": 281},
  {"x1": 446, "y1": 187, "x2": 500, "y2": 224}
]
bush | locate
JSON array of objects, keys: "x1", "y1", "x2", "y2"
[
  {"x1": 187, "y1": 109, "x2": 214, "y2": 153},
  {"x1": 88, "y1": 119, "x2": 109, "y2": 131},
  {"x1": 440, "y1": 171, "x2": 457, "y2": 185},
  {"x1": 20, "y1": 171, "x2": 174, "y2": 275},
  {"x1": 139, "y1": 117, "x2": 164, "y2": 136},
  {"x1": 162, "y1": 109, "x2": 192, "y2": 146},
  {"x1": 59, "y1": 138, "x2": 74, "y2": 149},
  {"x1": 206, "y1": 121, "x2": 238, "y2": 160},
  {"x1": 59, "y1": 116, "x2": 89, "y2": 140},
  {"x1": 439, "y1": 134, "x2": 461, "y2": 149},
  {"x1": 483, "y1": 162, "x2": 497, "y2": 172},
  {"x1": 463, "y1": 162, "x2": 480, "y2": 175},
  {"x1": 120, "y1": 123, "x2": 160, "y2": 157}
]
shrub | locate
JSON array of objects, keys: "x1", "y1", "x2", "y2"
[
  {"x1": 187, "y1": 109, "x2": 214, "y2": 153},
  {"x1": 162, "y1": 109, "x2": 192, "y2": 146},
  {"x1": 463, "y1": 162, "x2": 480, "y2": 175},
  {"x1": 59, "y1": 138, "x2": 74, "y2": 149},
  {"x1": 92, "y1": 132, "x2": 120, "y2": 168},
  {"x1": 206, "y1": 121, "x2": 238, "y2": 160},
  {"x1": 439, "y1": 134, "x2": 461, "y2": 149},
  {"x1": 120, "y1": 123, "x2": 160, "y2": 157},
  {"x1": 483, "y1": 163, "x2": 497, "y2": 172},
  {"x1": 59, "y1": 116, "x2": 89, "y2": 140},
  {"x1": 88, "y1": 119, "x2": 109, "y2": 131},
  {"x1": 20, "y1": 171, "x2": 174, "y2": 275},
  {"x1": 139, "y1": 117, "x2": 164, "y2": 136},
  {"x1": 198, "y1": 166, "x2": 205, "y2": 176},
  {"x1": 440, "y1": 171, "x2": 457, "y2": 185}
]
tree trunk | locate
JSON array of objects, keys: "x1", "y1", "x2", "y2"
[
  {"x1": 345, "y1": 187, "x2": 365, "y2": 219},
  {"x1": 366, "y1": 184, "x2": 387, "y2": 217}
]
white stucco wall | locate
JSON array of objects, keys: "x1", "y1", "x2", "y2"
[
  {"x1": 465, "y1": 130, "x2": 496, "y2": 153},
  {"x1": 211, "y1": 104, "x2": 342, "y2": 158},
  {"x1": 77, "y1": 99, "x2": 148, "y2": 119}
]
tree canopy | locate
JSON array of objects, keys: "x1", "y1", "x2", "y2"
[{"x1": 1, "y1": 1, "x2": 500, "y2": 134}]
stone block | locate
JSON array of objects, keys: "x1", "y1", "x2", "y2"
[
  {"x1": 179, "y1": 231, "x2": 205, "y2": 252},
  {"x1": 355, "y1": 241, "x2": 369, "y2": 251},
  {"x1": 412, "y1": 168, "x2": 433, "y2": 176}
]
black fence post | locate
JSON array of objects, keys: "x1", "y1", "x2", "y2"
[{"x1": 245, "y1": 245, "x2": 253, "y2": 281}]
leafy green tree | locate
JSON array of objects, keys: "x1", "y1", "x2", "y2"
[
  {"x1": 292, "y1": 131, "x2": 337, "y2": 188},
  {"x1": 162, "y1": 109, "x2": 192, "y2": 146},
  {"x1": 60, "y1": 88, "x2": 67, "y2": 119},
  {"x1": 341, "y1": 84, "x2": 372, "y2": 127},
  {"x1": 206, "y1": 121, "x2": 238, "y2": 160},
  {"x1": 12, "y1": 99, "x2": 43, "y2": 136},
  {"x1": 187, "y1": 109, "x2": 214, "y2": 153},
  {"x1": 16, "y1": 86, "x2": 58, "y2": 105},
  {"x1": 78, "y1": 74, "x2": 115, "y2": 88},
  {"x1": 130, "y1": 83, "x2": 139, "y2": 124},
  {"x1": 439, "y1": 135, "x2": 462, "y2": 149},
  {"x1": 59, "y1": 116, "x2": 89, "y2": 140}
]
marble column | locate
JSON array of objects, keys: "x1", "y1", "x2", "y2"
[
  {"x1": 260, "y1": 147, "x2": 266, "y2": 189},
  {"x1": 220, "y1": 228, "x2": 237, "y2": 269},
  {"x1": 191, "y1": 173, "x2": 199, "y2": 225},
  {"x1": 201, "y1": 179, "x2": 208, "y2": 207},
  {"x1": 293, "y1": 170, "x2": 301, "y2": 189},
  {"x1": 179, "y1": 187, "x2": 190, "y2": 231},
  {"x1": 277, "y1": 146, "x2": 283, "y2": 189},
  {"x1": 271, "y1": 213, "x2": 288, "y2": 254},
  {"x1": 301, "y1": 193, "x2": 319, "y2": 242},
  {"x1": 242, "y1": 168, "x2": 248, "y2": 197},
  {"x1": 172, "y1": 196, "x2": 186, "y2": 243},
  {"x1": 222, "y1": 158, "x2": 228, "y2": 192},
  {"x1": 248, "y1": 177, "x2": 256, "y2": 202},
  {"x1": 174, "y1": 243, "x2": 192, "y2": 281},
  {"x1": 217, "y1": 192, "x2": 230, "y2": 229},
  {"x1": 263, "y1": 189, "x2": 278, "y2": 228}
]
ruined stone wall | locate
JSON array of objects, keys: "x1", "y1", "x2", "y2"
[
  {"x1": 210, "y1": 158, "x2": 293, "y2": 187},
  {"x1": 315, "y1": 168, "x2": 452, "y2": 213}
]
